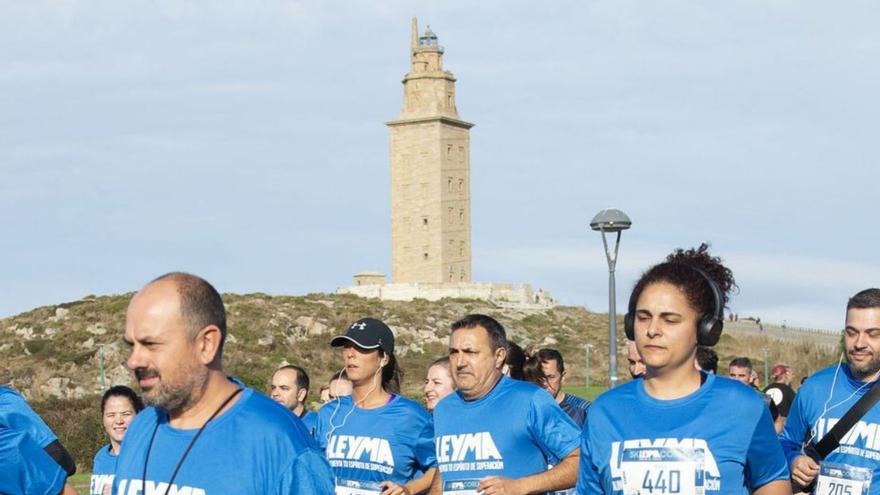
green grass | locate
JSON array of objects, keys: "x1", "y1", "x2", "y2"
[
  {"x1": 68, "y1": 472, "x2": 91, "y2": 492},
  {"x1": 563, "y1": 385, "x2": 607, "y2": 401}
]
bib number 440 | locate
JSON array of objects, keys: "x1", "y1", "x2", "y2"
[{"x1": 641, "y1": 469, "x2": 681, "y2": 494}]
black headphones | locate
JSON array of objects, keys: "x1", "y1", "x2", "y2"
[{"x1": 624, "y1": 264, "x2": 725, "y2": 347}]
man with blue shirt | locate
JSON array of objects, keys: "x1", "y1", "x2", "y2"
[
  {"x1": 533, "y1": 348, "x2": 590, "y2": 427},
  {"x1": 111, "y1": 272, "x2": 333, "y2": 495},
  {"x1": 431, "y1": 314, "x2": 581, "y2": 495},
  {"x1": 782, "y1": 288, "x2": 880, "y2": 494},
  {"x1": 271, "y1": 365, "x2": 318, "y2": 435}
]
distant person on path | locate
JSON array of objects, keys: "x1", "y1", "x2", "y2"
[
  {"x1": 781, "y1": 288, "x2": 880, "y2": 493},
  {"x1": 270, "y1": 365, "x2": 317, "y2": 435},
  {"x1": 431, "y1": 314, "x2": 581, "y2": 494},
  {"x1": 0, "y1": 386, "x2": 78, "y2": 495},
  {"x1": 90, "y1": 385, "x2": 143, "y2": 495},
  {"x1": 577, "y1": 244, "x2": 790, "y2": 494},
  {"x1": 424, "y1": 356, "x2": 456, "y2": 411},
  {"x1": 696, "y1": 345, "x2": 719, "y2": 373},
  {"x1": 626, "y1": 340, "x2": 646, "y2": 379},
  {"x1": 524, "y1": 348, "x2": 591, "y2": 427},
  {"x1": 316, "y1": 318, "x2": 437, "y2": 495},
  {"x1": 112, "y1": 272, "x2": 333, "y2": 494}
]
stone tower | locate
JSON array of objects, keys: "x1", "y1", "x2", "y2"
[{"x1": 387, "y1": 19, "x2": 474, "y2": 284}]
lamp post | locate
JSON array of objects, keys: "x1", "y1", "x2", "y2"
[{"x1": 590, "y1": 208, "x2": 632, "y2": 389}]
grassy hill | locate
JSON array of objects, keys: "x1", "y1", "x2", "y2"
[{"x1": 0, "y1": 292, "x2": 839, "y2": 470}]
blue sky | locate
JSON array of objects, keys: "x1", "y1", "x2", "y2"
[{"x1": 2, "y1": 1, "x2": 877, "y2": 329}]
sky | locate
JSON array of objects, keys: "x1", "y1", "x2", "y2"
[{"x1": 2, "y1": 1, "x2": 878, "y2": 330}]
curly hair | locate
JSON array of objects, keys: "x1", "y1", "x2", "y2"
[{"x1": 629, "y1": 243, "x2": 738, "y2": 318}]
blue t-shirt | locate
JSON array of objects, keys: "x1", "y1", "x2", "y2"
[
  {"x1": 315, "y1": 394, "x2": 437, "y2": 488},
  {"x1": 559, "y1": 393, "x2": 591, "y2": 428},
  {"x1": 0, "y1": 386, "x2": 58, "y2": 448},
  {"x1": 300, "y1": 410, "x2": 318, "y2": 437},
  {"x1": 0, "y1": 426, "x2": 66, "y2": 495},
  {"x1": 433, "y1": 375, "x2": 581, "y2": 489},
  {"x1": 90, "y1": 444, "x2": 117, "y2": 495},
  {"x1": 111, "y1": 385, "x2": 334, "y2": 495},
  {"x1": 577, "y1": 373, "x2": 789, "y2": 494},
  {"x1": 780, "y1": 363, "x2": 880, "y2": 494}
]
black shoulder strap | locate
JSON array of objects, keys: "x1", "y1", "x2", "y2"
[{"x1": 814, "y1": 378, "x2": 880, "y2": 459}]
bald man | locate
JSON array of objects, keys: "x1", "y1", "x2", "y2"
[{"x1": 111, "y1": 272, "x2": 333, "y2": 494}]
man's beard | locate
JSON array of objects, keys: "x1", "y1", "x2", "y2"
[
  {"x1": 136, "y1": 363, "x2": 209, "y2": 415},
  {"x1": 847, "y1": 349, "x2": 880, "y2": 381}
]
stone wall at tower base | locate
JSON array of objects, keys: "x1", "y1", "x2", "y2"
[{"x1": 336, "y1": 282, "x2": 556, "y2": 309}]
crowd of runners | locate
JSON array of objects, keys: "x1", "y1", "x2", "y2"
[{"x1": 3, "y1": 243, "x2": 880, "y2": 495}]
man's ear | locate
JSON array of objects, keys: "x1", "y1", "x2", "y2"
[
  {"x1": 561, "y1": 370, "x2": 567, "y2": 384},
  {"x1": 297, "y1": 387, "x2": 308, "y2": 403},
  {"x1": 494, "y1": 346, "x2": 507, "y2": 370},
  {"x1": 195, "y1": 325, "x2": 223, "y2": 366}
]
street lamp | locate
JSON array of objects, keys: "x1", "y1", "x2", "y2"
[{"x1": 590, "y1": 208, "x2": 632, "y2": 388}]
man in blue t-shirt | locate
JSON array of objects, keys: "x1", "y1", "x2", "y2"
[
  {"x1": 270, "y1": 364, "x2": 318, "y2": 435},
  {"x1": 111, "y1": 272, "x2": 333, "y2": 494},
  {"x1": 782, "y1": 288, "x2": 880, "y2": 494},
  {"x1": 0, "y1": 386, "x2": 77, "y2": 494},
  {"x1": 431, "y1": 314, "x2": 581, "y2": 494},
  {"x1": 530, "y1": 348, "x2": 590, "y2": 427}
]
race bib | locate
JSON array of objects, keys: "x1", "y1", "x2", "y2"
[
  {"x1": 620, "y1": 446, "x2": 703, "y2": 495},
  {"x1": 442, "y1": 479, "x2": 481, "y2": 495},
  {"x1": 814, "y1": 463, "x2": 872, "y2": 495},
  {"x1": 335, "y1": 478, "x2": 384, "y2": 495}
]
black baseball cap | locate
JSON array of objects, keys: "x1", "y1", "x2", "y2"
[{"x1": 330, "y1": 318, "x2": 395, "y2": 355}]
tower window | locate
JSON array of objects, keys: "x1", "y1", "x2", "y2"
[
  {"x1": 447, "y1": 145, "x2": 453, "y2": 157},
  {"x1": 459, "y1": 241, "x2": 465, "y2": 256},
  {"x1": 447, "y1": 176, "x2": 453, "y2": 191},
  {"x1": 422, "y1": 217, "x2": 428, "y2": 228},
  {"x1": 459, "y1": 210, "x2": 464, "y2": 223},
  {"x1": 458, "y1": 179, "x2": 464, "y2": 191},
  {"x1": 448, "y1": 207, "x2": 454, "y2": 224}
]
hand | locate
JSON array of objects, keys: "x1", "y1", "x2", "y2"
[
  {"x1": 791, "y1": 455, "x2": 820, "y2": 487},
  {"x1": 380, "y1": 481, "x2": 412, "y2": 495},
  {"x1": 477, "y1": 476, "x2": 524, "y2": 495}
]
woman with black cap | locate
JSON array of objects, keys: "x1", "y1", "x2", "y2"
[
  {"x1": 576, "y1": 244, "x2": 792, "y2": 495},
  {"x1": 315, "y1": 318, "x2": 437, "y2": 495}
]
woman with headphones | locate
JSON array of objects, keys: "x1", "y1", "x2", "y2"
[
  {"x1": 315, "y1": 318, "x2": 437, "y2": 495},
  {"x1": 577, "y1": 244, "x2": 792, "y2": 495}
]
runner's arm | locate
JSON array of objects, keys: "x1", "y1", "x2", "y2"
[
  {"x1": 479, "y1": 447, "x2": 579, "y2": 494},
  {"x1": 428, "y1": 469, "x2": 442, "y2": 495},
  {"x1": 404, "y1": 467, "x2": 437, "y2": 494}
]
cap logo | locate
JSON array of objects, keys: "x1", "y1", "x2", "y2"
[{"x1": 351, "y1": 322, "x2": 367, "y2": 331}]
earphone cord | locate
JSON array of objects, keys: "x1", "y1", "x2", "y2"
[
  {"x1": 142, "y1": 387, "x2": 243, "y2": 495},
  {"x1": 802, "y1": 354, "x2": 871, "y2": 451},
  {"x1": 325, "y1": 365, "x2": 384, "y2": 445}
]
